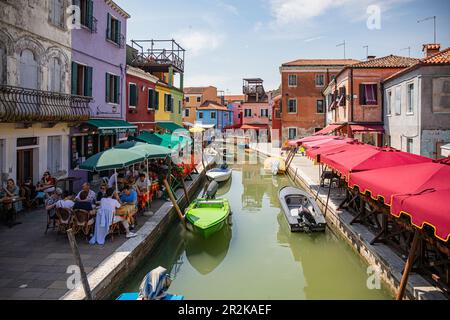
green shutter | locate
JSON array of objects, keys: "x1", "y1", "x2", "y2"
[
  {"x1": 85, "y1": 66, "x2": 93, "y2": 97},
  {"x1": 106, "y1": 13, "x2": 111, "y2": 40},
  {"x1": 116, "y1": 20, "x2": 121, "y2": 45},
  {"x1": 359, "y1": 84, "x2": 365, "y2": 105},
  {"x1": 87, "y1": 0, "x2": 94, "y2": 30},
  {"x1": 115, "y1": 75, "x2": 120, "y2": 104},
  {"x1": 71, "y1": 62, "x2": 77, "y2": 95},
  {"x1": 105, "y1": 73, "x2": 110, "y2": 102},
  {"x1": 155, "y1": 91, "x2": 159, "y2": 110},
  {"x1": 129, "y1": 84, "x2": 136, "y2": 106}
]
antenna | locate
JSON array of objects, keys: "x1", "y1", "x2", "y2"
[
  {"x1": 337, "y1": 41, "x2": 346, "y2": 59},
  {"x1": 363, "y1": 45, "x2": 369, "y2": 59},
  {"x1": 417, "y1": 16, "x2": 437, "y2": 43},
  {"x1": 400, "y1": 46, "x2": 411, "y2": 57}
]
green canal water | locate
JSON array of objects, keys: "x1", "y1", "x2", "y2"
[{"x1": 115, "y1": 156, "x2": 392, "y2": 300}]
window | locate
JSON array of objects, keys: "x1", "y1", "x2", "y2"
[
  {"x1": 386, "y1": 90, "x2": 392, "y2": 115},
  {"x1": 288, "y1": 99, "x2": 297, "y2": 113},
  {"x1": 360, "y1": 84, "x2": 378, "y2": 105},
  {"x1": 178, "y1": 100, "x2": 182, "y2": 114},
  {"x1": 128, "y1": 83, "x2": 137, "y2": 108},
  {"x1": 71, "y1": 62, "x2": 93, "y2": 96},
  {"x1": 19, "y1": 49, "x2": 38, "y2": 90},
  {"x1": 275, "y1": 109, "x2": 281, "y2": 118},
  {"x1": 47, "y1": 136, "x2": 62, "y2": 174},
  {"x1": 105, "y1": 73, "x2": 120, "y2": 104},
  {"x1": 199, "y1": 112, "x2": 203, "y2": 119},
  {"x1": 184, "y1": 108, "x2": 190, "y2": 117},
  {"x1": 244, "y1": 109, "x2": 252, "y2": 117},
  {"x1": 288, "y1": 128, "x2": 297, "y2": 140},
  {"x1": 260, "y1": 109, "x2": 269, "y2": 117},
  {"x1": 211, "y1": 112, "x2": 216, "y2": 119},
  {"x1": 196, "y1": 96, "x2": 201, "y2": 103},
  {"x1": 48, "y1": 57, "x2": 62, "y2": 92},
  {"x1": 338, "y1": 86, "x2": 346, "y2": 106},
  {"x1": 106, "y1": 13, "x2": 121, "y2": 45},
  {"x1": 185, "y1": 96, "x2": 190, "y2": 103},
  {"x1": 315, "y1": 74, "x2": 325, "y2": 87},
  {"x1": 238, "y1": 113, "x2": 241, "y2": 119},
  {"x1": 288, "y1": 74, "x2": 297, "y2": 87},
  {"x1": 407, "y1": 83, "x2": 414, "y2": 114},
  {"x1": 0, "y1": 42, "x2": 5, "y2": 85},
  {"x1": 50, "y1": 0, "x2": 64, "y2": 28},
  {"x1": 154, "y1": 91, "x2": 160, "y2": 110},
  {"x1": 148, "y1": 89, "x2": 156, "y2": 110},
  {"x1": 316, "y1": 100, "x2": 324, "y2": 113},
  {"x1": 395, "y1": 86, "x2": 401, "y2": 115},
  {"x1": 164, "y1": 94, "x2": 173, "y2": 112},
  {"x1": 406, "y1": 138, "x2": 413, "y2": 153}
]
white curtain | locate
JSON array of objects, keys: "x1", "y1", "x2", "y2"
[
  {"x1": 47, "y1": 136, "x2": 62, "y2": 175},
  {"x1": 49, "y1": 57, "x2": 62, "y2": 92},
  {"x1": 19, "y1": 49, "x2": 38, "y2": 90}
]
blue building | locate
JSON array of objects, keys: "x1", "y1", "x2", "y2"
[{"x1": 196, "y1": 101, "x2": 233, "y2": 130}]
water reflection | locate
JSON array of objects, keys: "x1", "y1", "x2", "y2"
[
  {"x1": 215, "y1": 178, "x2": 232, "y2": 197},
  {"x1": 185, "y1": 225, "x2": 232, "y2": 275}
]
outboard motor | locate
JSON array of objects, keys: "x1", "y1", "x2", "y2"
[{"x1": 205, "y1": 180, "x2": 219, "y2": 199}]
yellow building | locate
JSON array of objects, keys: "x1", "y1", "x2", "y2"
[{"x1": 155, "y1": 81, "x2": 172, "y2": 122}]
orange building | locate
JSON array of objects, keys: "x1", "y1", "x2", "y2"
[
  {"x1": 183, "y1": 86, "x2": 220, "y2": 125},
  {"x1": 322, "y1": 55, "x2": 419, "y2": 146},
  {"x1": 279, "y1": 59, "x2": 360, "y2": 142}
]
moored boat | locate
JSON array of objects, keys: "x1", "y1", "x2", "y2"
[
  {"x1": 278, "y1": 186, "x2": 326, "y2": 232},
  {"x1": 206, "y1": 166, "x2": 232, "y2": 182},
  {"x1": 264, "y1": 157, "x2": 286, "y2": 175},
  {"x1": 185, "y1": 198, "x2": 231, "y2": 238}
]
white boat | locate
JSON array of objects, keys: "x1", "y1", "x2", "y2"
[
  {"x1": 206, "y1": 166, "x2": 232, "y2": 182},
  {"x1": 264, "y1": 157, "x2": 286, "y2": 175}
]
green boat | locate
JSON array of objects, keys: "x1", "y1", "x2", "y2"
[{"x1": 185, "y1": 199, "x2": 231, "y2": 238}]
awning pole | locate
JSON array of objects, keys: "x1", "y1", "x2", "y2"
[
  {"x1": 396, "y1": 230, "x2": 420, "y2": 300},
  {"x1": 114, "y1": 168, "x2": 118, "y2": 194},
  {"x1": 162, "y1": 178, "x2": 185, "y2": 225},
  {"x1": 324, "y1": 172, "x2": 333, "y2": 217}
]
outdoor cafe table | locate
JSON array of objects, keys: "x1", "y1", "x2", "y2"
[{"x1": 0, "y1": 196, "x2": 26, "y2": 227}]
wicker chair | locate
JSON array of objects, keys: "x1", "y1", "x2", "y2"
[
  {"x1": 55, "y1": 207, "x2": 73, "y2": 237},
  {"x1": 72, "y1": 209, "x2": 95, "y2": 241}
]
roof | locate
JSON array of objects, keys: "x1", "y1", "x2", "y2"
[
  {"x1": 282, "y1": 59, "x2": 360, "y2": 67},
  {"x1": 184, "y1": 86, "x2": 216, "y2": 94},
  {"x1": 126, "y1": 66, "x2": 159, "y2": 83},
  {"x1": 243, "y1": 78, "x2": 263, "y2": 82},
  {"x1": 105, "y1": 0, "x2": 131, "y2": 19},
  {"x1": 198, "y1": 101, "x2": 229, "y2": 111},
  {"x1": 224, "y1": 95, "x2": 245, "y2": 102},
  {"x1": 156, "y1": 121, "x2": 187, "y2": 133},
  {"x1": 350, "y1": 55, "x2": 419, "y2": 68}
]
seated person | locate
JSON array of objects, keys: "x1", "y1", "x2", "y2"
[
  {"x1": 73, "y1": 191, "x2": 94, "y2": 212},
  {"x1": 36, "y1": 171, "x2": 56, "y2": 196},
  {"x1": 135, "y1": 173, "x2": 151, "y2": 195},
  {"x1": 1, "y1": 178, "x2": 22, "y2": 213},
  {"x1": 75, "y1": 183, "x2": 96, "y2": 204},
  {"x1": 56, "y1": 191, "x2": 75, "y2": 210},
  {"x1": 96, "y1": 184, "x2": 108, "y2": 202},
  {"x1": 120, "y1": 185, "x2": 137, "y2": 205},
  {"x1": 45, "y1": 188, "x2": 63, "y2": 218},
  {"x1": 108, "y1": 171, "x2": 118, "y2": 189},
  {"x1": 101, "y1": 188, "x2": 137, "y2": 239}
]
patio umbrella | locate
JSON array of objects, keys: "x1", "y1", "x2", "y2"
[
  {"x1": 306, "y1": 139, "x2": 360, "y2": 160},
  {"x1": 391, "y1": 188, "x2": 450, "y2": 242},
  {"x1": 320, "y1": 146, "x2": 432, "y2": 181},
  {"x1": 288, "y1": 135, "x2": 333, "y2": 147}
]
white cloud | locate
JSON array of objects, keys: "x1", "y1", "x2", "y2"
[
  {"x1": 174, "y1": 30, "x2": 225, "y2": 57},
  {"x1": 304, "y1": 36, "x2": 324, "y2": 42},
  {"x1": 253, "y1": 21, "x2": 263, "y2": 32},
  {"x1": 217, "y1": 1, "x2": 239, "y2": 15}
]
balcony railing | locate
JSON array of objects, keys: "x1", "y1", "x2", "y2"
[{"x1": 0, "y1": 85, "x2": 91, "y2": 123}]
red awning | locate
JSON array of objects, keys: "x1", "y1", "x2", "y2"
[
  {"x1": 313, "y1": 124, "x2": 343, "y2": 136},
  {"x1": 434, "y1": 157, "x2": 450, "y2": 166},
  {"x1": 288, "y1": 135, "x2": 335, "y2": 147},
  {"x1": 306, "y1": 139, "x2": 360, "y2": 159},
  {"x1": 350, "y1": 124, "x2": 384, "y2": 133},
  {"x1": 321, "y1": 146, "x2": 432, "y2": 180}
]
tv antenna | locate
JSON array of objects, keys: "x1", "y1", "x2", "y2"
[
  {"x1": 363, "y1": 45, "x2": 369, "y2": 59},
  {"x1": 400, "y1": 46, "x2": 411, "y2": 57},
  {"x1": 337, "y1": 41, "x2": 346, "y2": 59},
  {"x1": 417, "y1": 16, "x2": 437, "y2": 43}
]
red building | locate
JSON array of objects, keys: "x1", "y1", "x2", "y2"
[{"x1": 126, "y1": 66, "x2": 159, "y2": 132}]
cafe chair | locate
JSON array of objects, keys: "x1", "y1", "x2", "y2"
[
  {"x1": 55, "y1": 207, "x2": 73, "y2": 237},
  {"x1": 72, "y1": 209, "x2": 95, "y2": 241}
]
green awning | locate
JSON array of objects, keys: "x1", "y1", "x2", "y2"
[
  {"x1": 87, "y1": 119, "x2": 138, "y2": 135},
  {"x1": 130, "y1": 132, "x2": 191, "y2": 150},
  {"x1": 156, "y1": 121, "x2": 187, "y2": 133},
  {"x1": 114, "y1": 141, "x2": 172, "y2": 159},
  {"x1": 79, "y1": 148, "x2": 145, "y2": 171}
]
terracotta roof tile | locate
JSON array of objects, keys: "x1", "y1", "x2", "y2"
[
  {"x1": 351, "y1": 55, "x2": 419, "y2": 68},
  {"x1": 198, "y1": 100, "x2": 228, "y2": 111},
  {"x1": 422, "y1": 47, "x2": 450, "y2": 64},
  {"x1": 184, "y1": 86, "x2": 216, "y2": 94},
  {"x1": 224, "y1": 95, "x2": 245, "y2": 101},
  {"x1": 282, "y1": 59, "x2": 360, "y2": 67}
]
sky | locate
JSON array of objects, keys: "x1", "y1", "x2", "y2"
[{"x1": 115, "y1": 0, "x2": 450, "y2": 94}]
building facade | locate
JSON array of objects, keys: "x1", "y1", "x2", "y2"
[
  {"x1": 241, "y1": 79, "x2": 270, "y2": 131},
  {"x1": 224, "y1": 95, "x2": 245, "y2": 129},
  {"x1": 280, "y1": 59, "x2": 360, "y2": 142},
  {"x1": 183, "y1": 86, "x2": 220, "y2": 125},
  {"x1": 126, "y1": 66, "x2": 158, "y2": 132},
  {"x1": 384, "y1": 45, "x2": 450, "y2": 159},
  {"x1": 196, "y1": 101, "x2": 233, "y2": 130},
  {"x1": 324, "y1": 55, "x2": 419, "y2": 146},
  {"x1": 0, "y1": 0, "x2": 90, "y2": 186}
]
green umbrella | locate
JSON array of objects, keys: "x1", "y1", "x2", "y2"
[
  {"x1": 79, "y1": 148, "x2": 145, "y2": 172},
  {"x1": 114, "y1": 141, "x2": 172, "y2": 159}
]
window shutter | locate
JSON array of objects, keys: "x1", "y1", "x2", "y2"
[
  {"x1": 87, "y1": 0, "x2": 94, "y2": 30},
  {"x1": 106, "y1": 13, "x2": 111, "y2": 40},
  {"x1": 85, "y1": 66, "x2": 93, "y2": 97},
  {"x1": 116, "y1": 20, "x2": 121, "y2": 44},
  {"x1": 171, "y1": 96, "x2": 174, "y2": 113},
  {"x1": 155, "y1": 91, "x2": 159, "y2": 110},
  {"x1": 373, "y1": 84, "x2": 378, "y2": 104},
  {"x1": 105, "y1": 73, "x2": 110, "y2": 102},
  {"x1": 359, "y1": 84, "x2": 365, "y2": 105},
  {"x1": 135, "y1": 84, "x2": 139, "y2": 105},
  {"x1": 115, "y1": 76, "x2": 120, "y2": 104},
  {"x1": 71, "y1": 62, "x2": 77, "y2": 95}
]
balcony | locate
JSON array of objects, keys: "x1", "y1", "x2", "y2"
[
  {"x1": 0, "y1": 85, "x2": 91, "y2": 123},
  {"x1": 129, "y1": 39, "x2": 185, "y2": 73}
]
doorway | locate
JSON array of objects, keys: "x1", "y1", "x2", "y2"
[{"x1": 17, "y1": 149, "x2": 33, "y2": 185}]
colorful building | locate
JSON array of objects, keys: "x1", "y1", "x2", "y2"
[
  {"x1": 280, "y1": 59, "x2": 360, "y2": 142},
  {"x1": 383, "y1": 45, "x2": 450, "y2": 158},
  {"x1": 224, "y1": 95, "x2": 245, "y2": 129},
  {"x1": 183, "y1": 86, "x2": 220, "y2": 125},
  {"x1": 323, "y1": 55, "x2": 419, "y2": 146},
  {"x1": 126, "y1": 66, "x2": 159, "y2": 132},
  {"x1": 69, "y1": 0, "x2": 132, "y2": 185},
  {"x1": 241, "y1": 79, "x2": 270, "y2": 132},
  {"x1": 196, "y1": 101, "x2": 233, "y2": 130}
]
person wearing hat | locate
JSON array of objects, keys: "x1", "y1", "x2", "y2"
[{"x1": 45, "y1": 188, "x2": 63, "y2": 219}]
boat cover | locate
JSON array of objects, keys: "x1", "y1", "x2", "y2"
[{"x1": 138, "y1": 266, "x2": 172, "y2": 300}]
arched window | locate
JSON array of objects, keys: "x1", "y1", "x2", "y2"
[
  {"x1": 0, "y1": 42, "x2": 5, "y2": 85},
  {"x1": 19, "y1": 49, "x2": 38, "y2": 89},
  {"x1": 49, "y1": 57, "x2": 62, "y2": 92}
]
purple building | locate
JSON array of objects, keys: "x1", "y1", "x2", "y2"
[{"x1": 69, "y1": 0, "x2": 134, "y2": 186}]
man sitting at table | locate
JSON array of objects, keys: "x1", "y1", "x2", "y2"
[
  {"x1": 75, "y1": 183, "x2": 96, "y2": 204},
  {"x1": 120, "y1": 185, "x2": 138, "y2": 205},
  {"x1": 135, "y1": 173, "x2": 151, "y2": 211},
  {"x1": 56, "y1": 191, "x2": 75, "y2": 210},
  {"x1": 73, "y1": 191, "x2": 94, "y2": 212}
]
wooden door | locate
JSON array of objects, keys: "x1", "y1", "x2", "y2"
[{"x1": 17, "y1": 149, "x2": 33, "y2": 184}]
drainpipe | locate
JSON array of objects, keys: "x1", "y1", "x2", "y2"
[
  {"x1": 380, "y1": 81, "x2": 384, "y2": 146},
  {"x1": 349, "y1": 66, "x2": 354, "y2": 138}
]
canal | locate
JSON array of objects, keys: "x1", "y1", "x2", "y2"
[{"x1": 114, "y1": 155, "x2": 392, "y2": 299}]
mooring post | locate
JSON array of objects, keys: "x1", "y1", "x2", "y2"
[
  {"x1": 162, "y1": 178, "x2": 185, "y2": 225},
  {"x1": 396, "y1": 230, "x2": 420, "y2": 300},
  {"x1": 323, "y1": 174, "x2": 333, "y2": 217},
  {"x1": 180, "y1": 176, "x2": 190, "y2": 204},
  {"x1": 66, "y1": 229, "x2": 93, "y2": 300}
]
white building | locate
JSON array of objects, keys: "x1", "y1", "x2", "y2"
[{"x1": 0, "y1": 0, "x2": 90, "y2": 186}]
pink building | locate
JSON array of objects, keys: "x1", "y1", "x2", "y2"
[
  {"x1": 224, "y1": 95, "x2": 245, "y2": 128},
  {"x1": 241, "y1": 79, "x2": 270, "y2": 130}
]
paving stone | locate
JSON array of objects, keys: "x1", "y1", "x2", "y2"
[
  {"x1": 11, "y1": 288, "x2": 47, "y2": 299},
  {"x1": 39, "y1": 288, "x2": 69, "y2": 300},
  {"x1": 48, "y1": 280, "x2": 68, "y2": 290}
]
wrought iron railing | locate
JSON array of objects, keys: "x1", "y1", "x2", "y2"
[
  {"x1": 130, "y1": 39, "x2": 185, "y2": 72},
  {"x1": 0, "y1": 85, "x2": 91, "y2": 123}
]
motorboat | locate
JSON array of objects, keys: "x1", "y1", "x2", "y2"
[
  {"x1": 278, "y1": 186, "x2": 326, "y2": 232},
  {"x1": 264, "y1": 156, "x2": 286, "y2": 175},
  {"x1": 116, "y1": 266, "x2": 184, "y2": 300},
  {"x1": 185, "y1": 198, "x2": 231, "y2": 238},
  {"x1": 206, "y1": 165, "x2": 232, "y2": 183}
]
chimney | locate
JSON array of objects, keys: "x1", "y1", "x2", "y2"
[
  {"x1": 422, "y1": 43, "x2": 441, "y2": 57},
  {"x1": 367, "y1": 55, "x2": 376, "y2": 60}
]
